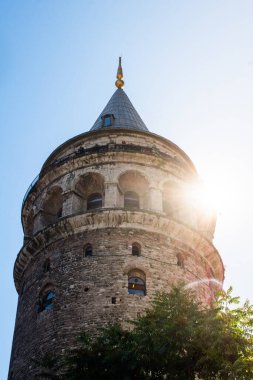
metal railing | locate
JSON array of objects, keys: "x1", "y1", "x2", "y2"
[{"x1": 22, "y1": 174, "x2": 40, "y2": 208}]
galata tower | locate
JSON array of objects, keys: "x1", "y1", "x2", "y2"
[{"x1": 8, "y1": 59, "x2": 224, "y2": 379}]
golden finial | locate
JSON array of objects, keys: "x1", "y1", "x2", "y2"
[{"x1": 115, "y1": 57, "x2": 124, "y2": 88}]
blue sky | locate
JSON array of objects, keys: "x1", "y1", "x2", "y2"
[{"x1": 1, "y1": 1, "x2": 253, "y2": 378}]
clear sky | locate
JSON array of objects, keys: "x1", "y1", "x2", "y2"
[{"x1": 1, "y1": 1, "x2": 253, "y2": 378}]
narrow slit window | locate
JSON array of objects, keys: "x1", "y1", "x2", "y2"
[
  {"x1": 43, "y1": 258, "x2": 50, "y2": 273},
  {"x1": 57, "y1": 207, "x2": 63, "y2": 218},
  {"x1": 84, "y1": 244, "x2": 93, "y2": 257},
  {"x1": 176, "y1": 253, "x2": 185, "y2": 269},
  {"x1": 132, "y1": 243, "x2": 141, "y2": 256}
]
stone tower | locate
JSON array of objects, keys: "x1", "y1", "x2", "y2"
[{"x1": 9, "y1": 60, "x2": 224, "y2": 379}]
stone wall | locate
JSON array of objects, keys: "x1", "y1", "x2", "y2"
[
  {"x1": 22, "y1": 130, "x2": 216, "y2": 241},
  {"x1": 9, "y1": 128, "x2": 224, "y2": 379},
  {"x1": 10, "y1": 226, "x2": 220, "y2": 379}
]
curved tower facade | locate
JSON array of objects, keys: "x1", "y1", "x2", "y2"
[{"x1": 9, "y1": 61, "x2": 224, "y2": 379}]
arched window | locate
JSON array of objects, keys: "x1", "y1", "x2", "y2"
[
  {"x1": 74, "y1": 173, "x2": 105, "y2": 214},
  {"x1": 42, "y1": 186, "x2": 63, "y2": 226},
  {"x1": 84, "y1": 244, "x2": 93, "y2": 257},
  {"x1": 119, "y1": 171, "x2": 149, "y2": 209},
  {"x1": 162, "y1": 182, "x2": 183, "y2": 217},
  {"x1": 38, "y1": 288, "x2": 55, "y2": 313},
  {"x1": 163, "y1": 199, "x2": 173, "y2": 216},
  {"x1": 87, "y1": 193, "x2": 102, "y2": 210},
  {"x1": 132, "y1": 243, "x2": 141, "y2": 256},
  {"x1": 124, "y1": 191, "x2": 139, "y2": 209},
  {"x1": 128, "y1": 270, "x2": 146, "y2": 296}
]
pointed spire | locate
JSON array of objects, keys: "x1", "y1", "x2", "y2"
[
  {"x1": 115, "y1": 57, "x2": 124, "y2": 88},
  {"x1": 90, "y1": 58, "x2": 148, "y2": 132},
  {"x1": 90, "y1": 89, "x2": 148, "y2": 132}
]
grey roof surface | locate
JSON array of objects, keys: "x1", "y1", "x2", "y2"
[{"x1": 90, "y1": 88, "x2": 149, "y2": 132}]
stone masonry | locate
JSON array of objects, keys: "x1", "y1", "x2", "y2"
[{"x1": 8, "y1": 84, "x2": 224, "y2": 379}]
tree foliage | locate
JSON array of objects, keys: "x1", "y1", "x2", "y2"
[{"x1": 37, "y1": 286, "x2": 253, "y2": 380}]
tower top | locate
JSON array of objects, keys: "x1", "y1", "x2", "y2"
[
  {"x1": 90, "y1": 87, "x2": 148, "y2": 131},
  {"x1": 115, "y1": 57, "x2": 124, "y2": 88},
  {"x1": 90, "y1": 57, "x2": 148, "y2": 131}
]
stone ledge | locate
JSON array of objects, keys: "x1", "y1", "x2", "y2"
[{"x1": 14, "y1": 209, "x2": 224, "y2": 293}]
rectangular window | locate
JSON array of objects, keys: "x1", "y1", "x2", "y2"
[
  {"x1": 102, "y1": 114, "x2": 114, "y2": 127},
  {"x1": 104, "y1": 116, "x2": 112, "y2": 127}
]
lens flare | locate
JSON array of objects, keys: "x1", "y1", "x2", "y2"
[{"x1": 182, "y1": 180, "x2": 217, "y2": 218}]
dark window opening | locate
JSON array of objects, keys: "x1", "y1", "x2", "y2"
[
  {"x1": 132, "y1": 243, "x2": 141, "y2": 256},
  {"x1": 87, "y1": 193, "x2": 102, "y2": 210},
  {"x1": 124, "y1": 191, "x2": 139, "y2": 209},
  {"x1": 38, "y1": 290, "x2": 55, "y2": 313},
  {"x1": 102, "y1": 113, "x2": 114, "y2": 127},
  {"x1": 57, "y1": 207, "x2": 63, "y2": 218},
  {"x1": 43, "y1": 258, "x2": 50, "y2": 273},
  {"x1": 42, "y1": 186, "x2": 63, "y2": 226},
  {"x1": 177, "y1": 253, "x2": 184, "y2": 268},
  {"x1": 128, "y1": 277, "x2": 146, "y2": 296},
  {"x1": 111, "y1": 297, "x2": 116, "y2": 304},
  {"x1": 84, "y1": 244, "x2": 93, "y2": 257}
]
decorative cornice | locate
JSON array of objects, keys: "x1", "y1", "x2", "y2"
[
  {"x1": 14, "y1": 209, "x2": 224, "y2": 294},
  {"x1": 41, "y1": 128, "x2": 196, "y2": 178}
]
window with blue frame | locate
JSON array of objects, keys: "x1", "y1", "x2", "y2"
[
  {"x1": 38, "y1": 288, "x2": 55, "y2": 312},
  {"x1": 128, "y1": 270, "x2": 146, "y2": 296},
  {"x1": 102, "y1": 113, "x2": 114, "y2": 127}
]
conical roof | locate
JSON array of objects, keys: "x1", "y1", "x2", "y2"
[{"x1": 90, "y1": 88, "x2": 149, "y2": 132}]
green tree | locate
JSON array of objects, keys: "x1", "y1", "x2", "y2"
[{"x1": 37, "y1": 286, "x2": 253, "y2": 380}]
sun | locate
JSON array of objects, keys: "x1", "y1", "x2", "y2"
[
  {"x1": 188, "y1": 158, "x2": 244, "y2": 220},
  {"x1": 182, "y1": 180, "x2": 218, "y2": 218}
]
